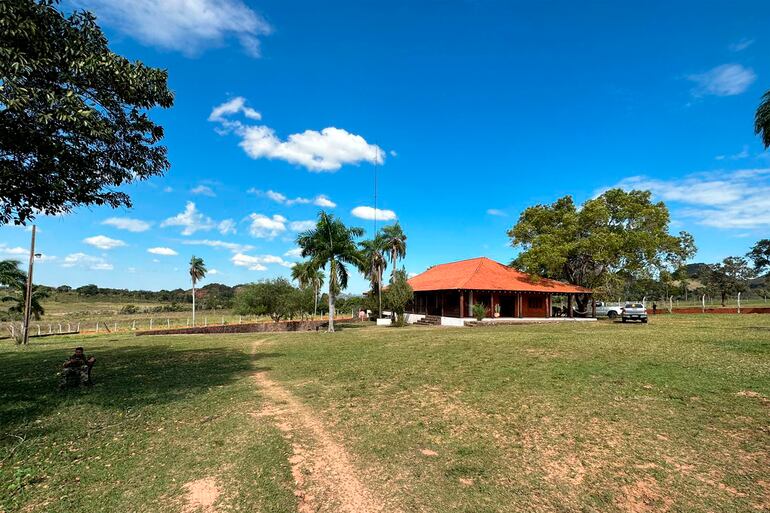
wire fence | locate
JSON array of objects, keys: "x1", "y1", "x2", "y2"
[{"x1": 2, "y1": 311, "x2": 362, "y2": 340}]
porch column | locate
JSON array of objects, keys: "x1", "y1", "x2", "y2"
[
  {"x1": 441, "y1": 292, "x2": 445, "y2": 317},
  {"x1": 517, "y1": 293, "x2": 523, "y2": 318},
  {"x1": 468, "y1": 291, "x2": 473, "y2": 316},
  {"x1": 491, "y1": 292, "x2": 497, "y2": 318},
  {"x1": 459, "y1": 291, "x2": 465, "y2": 319},
  {"x1": 567, "y1": 294, "x2": 574, "y2": 318},
  {"x1": 546, "y1": 294, "x2": 551, "y2": 318},
  {"x1": 591, "y1": 295, "x2": 596, "y2": 318}
]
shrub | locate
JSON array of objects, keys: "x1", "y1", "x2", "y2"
[{"x1": 472, "y1": 303, "x2": 486, "y2": 321}]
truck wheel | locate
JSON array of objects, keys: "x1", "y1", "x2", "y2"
[
  {"x1": 642, "y1": 318, "x2": 648, "y2": 323},
  {"x1": 608, "y1": 311, "x2": 618, "y2": 319},
  {"x1": 621, "y1": 318, "x2": 627, "y2": 323}
]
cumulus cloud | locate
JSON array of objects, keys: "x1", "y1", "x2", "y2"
[
  {"x1": 147, "y1": 247, "x2": 178, "y2": 256},
  {"x1": 486, "y1": 209, "x2": 507, "y2": 217},
  {"x1": 351, "y1": 206, "x2": 397, "y2": 221},
  {"x1": 62, "y1": 253, "x2": 113, "y2": 270},
  {"x1": 232, "y1": 252, "x2": 292, "y2": 270},
  {"x1": 75, "y1": 0, "x2": 272, "y2": 57},
  {"x1": 284, "y1": 247, "x2": 303, "y2": 258},
  {"x1": 83, "y1": 235, "x2": 126, "y2": 250},
  {"x1": 217, "y1": 219, "x2": 237, "y2": 235},
  {"x1": 208, "y1": 269, "x2": 221, "y2": 275},
  {"x1": 210, "y1": 98, "x2": 384, "y2": 171},
  {"x1": 0, "y1": 244, "x2": 28, "y2": 256},
  {"x1": 180, "y1": 239, "x2": 254, "y2": 253},
  {"x1": 249, "y1": 189, "x2": 337, "y2": 208},
  {"x1": 102, "y1": 217, "x2": 151, "y2": 232},
  {"x1": 687, "y1": 64, "x2": 756, "y2": 97},
  {"x1": 608, "y1": 168, "x2": 770, "y2": 229},
  {"x1": 191, "y1": 185, "x2": 216, "y2": 197},
  {"x1": 289, "y1": 220, "x2": 315, "y2": 231},
  {"x1": 209, "y1": 96, "x2": 262, "y2": 122},
  {"x1": 161, "y1": 202, "x2": 216, "y2": 235},
  {"x1": 248, "y1": 213, "x2": 286, "y2": 239}
]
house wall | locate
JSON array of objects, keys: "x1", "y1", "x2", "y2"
[{"x1": 521, "y1": 294, "x2": 548, "y2": 317}]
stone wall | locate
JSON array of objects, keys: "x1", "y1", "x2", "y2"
[{"x1": 135, "y1": 318, "x2": 354, "y2": 336}]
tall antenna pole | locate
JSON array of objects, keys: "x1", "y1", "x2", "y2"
[
  {"x1": 373, "y1": 147, "x2": 378, "y2": 235},
  {"x1": 22, "y1": 225, "x2": 36, "y2": 345}
]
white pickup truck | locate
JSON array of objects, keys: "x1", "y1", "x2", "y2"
[{"x1": 594, "y1": 301, "x2": 625, "y2": 319}]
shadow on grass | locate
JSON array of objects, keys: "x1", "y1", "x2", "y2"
[{"x1": 0, "y1": 344, "x2": 283, "y2": 434}]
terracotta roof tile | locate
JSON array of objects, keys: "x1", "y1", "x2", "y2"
[{"x1": 408, "y1": 257, "x2": 591, "y2": 294}]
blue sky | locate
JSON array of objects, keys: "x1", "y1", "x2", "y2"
[{"x1": 2, "y1": 0, "x2": 769, "y2": 293}]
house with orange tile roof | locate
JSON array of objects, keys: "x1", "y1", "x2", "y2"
[{"x1": 406, "y1": 257, "x2": 594, "y2": 325}]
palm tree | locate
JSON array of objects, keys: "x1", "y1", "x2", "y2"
[
  {"x1": 189, "y1": 256, "x2": 207, "y2": 326},
  {"x1": 359, "y1": 237, "x2": 388, "y2": 318},
  {"x1": 296, "y1": 212, "x2": 363, "y2": 332},
  {"x1": 0, "y1": 259, "x2": 25, "y2": 288},
  {"x1": 2, "y1": 285, "x2": 48, "y2": 320},
  {"x1": 756, "y1": 89, "x2": 770, "y2": 149},
  {"x1": 380, "y1": 223, "x2": 407, "y2": 281},
  {"x1": 291, "y1": 261, "x2": 325, "y2": 318}
]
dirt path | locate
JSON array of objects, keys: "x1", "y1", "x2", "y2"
[{"x1": 251, "y1": 340, "x2": 400, "y2": 513}]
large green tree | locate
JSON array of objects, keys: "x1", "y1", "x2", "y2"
[
  {"x1": 0, "y1": 259, "x2": 25, "y2": 287},
  {"x1": 747, "y1": 239, "x2": 770, "y2": 275},
  {"x1": 291, "y1": 260, "x2": 325, "y2": 317},
  {"x1": 699, "y1": 256, "x2": 755, "y2": 306},
  {"x1": 756, "y1": 89, "x2": 770, "y2": 149},
  {"x1": 0, "y1": 0, "x2": 174, "y2": 225},
  {"x1": 359, "y1": 236, "x2": 387, "y2": 318},
  {"x1": 380, "y1": 223, "x2": 407, "y2": 280},
  {"x1": 507, "y1": 189, "x2": 696, "y2": 306},
  {"x1": 296, "y1": 212, "x2": 363, "y2": 332},
  {"x1": 233, "y1": 278, "x2": 309, "y2": 322},
  {"x1": 385, "y1": 268, "x2": 413, "y2": 327}
]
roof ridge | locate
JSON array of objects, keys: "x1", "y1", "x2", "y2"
[{"x1": 458, "y1": 257, "x2": 486, "y2": 289}]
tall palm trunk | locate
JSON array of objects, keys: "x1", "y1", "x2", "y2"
[
  {"x1": 313, "y1": 280, "x2": 318, "y2": 318},
  {"x1": 377, "y1": 266, "x2": 382, "y2": 318},
  {"x1": 328, "y1": 260, "x2": 335, "y2": 332},
  {"x1": 191, "y1": 279, "x2": 196, "y2": 326}
]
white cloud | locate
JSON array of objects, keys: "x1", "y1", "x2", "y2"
[
  {"x1": 486, "y1": 209, "x2": 507, "y2": 217},
  {"x1": 284, "y1": 247, "x2": 303, "y2": 258},
  {"x1": 62, "y1": 253, "x2": 113, "y2": 270},
  {"x1": 729, "y1": 38, "x2": 754, "y2": 52},
  {"x1": 83, "y1": 235, "x2": 126, "y2": 250},
  {"x1": 0, "y1": 244, "x2": 28, "y2": 256},
  {"x1": 687, "y1": 64, "x2": 756, "y2": 97},
  {"x1": 208, "y1": 96, "x2": 262, "y2": 122},
  {"x1": 314, "y1": 195, "x2": 336, "y2": 208},
  {"x1": 161, "y1": 202, "x2": 216, "y2": 235},
  {"x1": 248, "y1": 213, "x2": 286, "y2": 238},
  {"x1": 289, "y1": 220, "x2": 315, "y2": 232},
  {"x1": 609, "y1": 168, "x2": 770, "y2": 229},
  {"x1": 163, "y1": 186, "x2": 174, "y2": 193},
  {"x1": 102, "y1": 217, "x2": 151, "y2": 232},
  {"x1": 390, "y1": 150, "x2": 398, "y2": 157},
  {"x1": 218, "y1": 219, "x2": 237, "y2": 235},
  {"x1": 715, "y1": 145, "x2": 750, "y2": 161},
  {"x1": 250, "y1": 188, "x2": 336, "y2": 208},
  {"x1": 232, "y1": 252, "x2": 292, "y2": 270},
  {"x1": 181, "y1": 239, "x2": 254, "y2": 253},
  {"x1": 76, "y1": 0, "x2": 272, "y2": 57},
  {"x1": 351, "y1": 206, "x2": 397, "y2": 221},
  {"x1": 148, "y1": 247, "x2": 179, "y2": 256},
  {"x1": 191, "y1": 185, "x2": 216, "y2": 197},
  {"x1": 208, "y1": 268, "x2": 221, "y2": 275},
  {"x1": 210, "y1": 99, "x2": 384, "y2": 171}
]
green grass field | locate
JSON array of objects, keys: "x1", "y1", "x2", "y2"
[{"x1": 1, "y1": 315, "x2": 768, "y2": 512}]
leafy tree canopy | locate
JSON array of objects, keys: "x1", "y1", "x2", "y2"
[
  {"x1": 0, "y1": 0, "x2": 174, "y2": 225},
  {"x1": 507, "y1": 189, "x2": 696, "y2": 296},
  {"x1": 699, "y1": 256, "x2": 755, "y2": 306},
  {"x1": 756, "y1": 89, "x2": 770, "y2": 149},
  {"x1": 748, "y1": 239, "x2": 770, "y2": 275},
  {"x1": 233, "y1": 278, "x2": 310, "y2": 322},
  {"x1": 384, "y1": 268, "x2": 413, "y2": 326}
]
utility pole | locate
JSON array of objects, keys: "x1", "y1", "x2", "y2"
[{"x1": 22, "y1": 225, "x2": 37, "y2": 345}]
